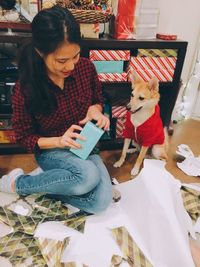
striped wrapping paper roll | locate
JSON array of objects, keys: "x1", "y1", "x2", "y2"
[
  {"x1": 90, "y1": 50, "x2": 130, "y2": 61},
  {"x1": 128, "y1": 56, "x2": 176, "y2": 81},
  {"x1": 137, "y1": 48, "x2": 178, "y2": 57},
  {"x1": 98, "y1": 72, "x2": 127, "y2": 82},
  {"x1": 130, "y1": 56, "x2": 176, "y2": 70},
  {"x1": 112, "y1": 98, "x2": 128, "y2": 138}
]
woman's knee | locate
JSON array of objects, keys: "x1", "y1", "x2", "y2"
[
  {"x1": 87, "y1": 183, "x2": 112, "y2": 214},
  {"x1": 68, "y1": 162, "x2": 101, "y2": 195}
]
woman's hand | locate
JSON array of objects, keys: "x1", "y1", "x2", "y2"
[
  {"x1": 79, "y1": 104, "x2": 110, "y2": 130},
  {"x1": 57, "y1": 124, "x2": 85, "y2": 149}
]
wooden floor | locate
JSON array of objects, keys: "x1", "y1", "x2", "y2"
[{"x1": 0, "y1": 119, "x2": 200, "y2": 184}]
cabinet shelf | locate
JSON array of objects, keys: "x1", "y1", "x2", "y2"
[{"x1": 0, "y1": 32, "x2": 188, "y2": 154}]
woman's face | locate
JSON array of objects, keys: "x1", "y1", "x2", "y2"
[{"x1": 43, "y1": 42, "x2": 80, "y2": 79}]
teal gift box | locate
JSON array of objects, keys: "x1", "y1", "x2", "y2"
[
  {"x1": 93, "y1": 61, "x2": 124, "y2": 73},
  {"x1": 70, "y1": 121, "x2": 104, "y2": 160}
]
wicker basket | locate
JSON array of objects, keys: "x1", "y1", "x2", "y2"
[
  {"x1": 69, "y1": 8, "x2": 113, "y2": 23},
  {"x1": 55, "y1": 1, "x2": 113, "y2": 24}
]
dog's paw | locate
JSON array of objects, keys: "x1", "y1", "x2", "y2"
[
  {"x1": 113, "y1": 159, "x2": 124, "y2": 168},
  {"x1": 131, "y1": 166, "x2": 139, "y2": 176}
]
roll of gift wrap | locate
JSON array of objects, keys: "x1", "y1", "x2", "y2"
[{"x1": 90, "y1": 50, "x2": 130, "y2": 61}]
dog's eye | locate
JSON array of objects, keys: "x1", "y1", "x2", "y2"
[{"x1": 139, "y1": 96, "x2": 144, "y2": 101}]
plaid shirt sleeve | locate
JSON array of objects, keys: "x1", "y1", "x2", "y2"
[{"x1": 12, "y1": 82, "x2": 41, "y2": 153}]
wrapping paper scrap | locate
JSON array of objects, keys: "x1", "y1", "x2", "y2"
[
  {"x1": 61, "y1": 263, "x2": 88, "y2": 267},
  {"x1": 0, "y1": 231, "x2": 46, "y2": 266},
  {"x1": 34, "y1": 194, "x2": 69, "y2": 217},
  {"x1": 110, "y1": 254, "x2": 127, "y2": 266},
  {"x1": 111, "y1": 226, "x2": 152, "y2": 266},
  {"x1": 177, "y1": 157, "x2": 200, "y2": 176},
  {"x1": 37, "y1": 237, "x2": 70, "y2": 267},
  {"x1": 0, "y1": 196, "x2": 86, "y2": 235},
  {"x1": 0, "y1": 206, "x2": 42, "y2": 235},
  {"x1": 176, "y1": 144, "x2": 195, "y2": 158},
  {"x1": 181, "y1": 186, "x2": 200, "y2": 222},
  {"x1": 62, "y1": 215, "x2": 86, "y2": 234},
  {"x1": 176, "y1": 144, "x2": 200, "y2": 176}
]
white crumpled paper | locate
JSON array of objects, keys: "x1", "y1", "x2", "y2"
[{"x1": 176, "y1": 144, "x2": 200, "y2": 176}]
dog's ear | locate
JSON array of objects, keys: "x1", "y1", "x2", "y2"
[
  {"x1": 148, "y1": 77, "x2": 159, "y2": 91},
  {"x1": 129, "y1": 70, "x2": 142, "y2": 85}
]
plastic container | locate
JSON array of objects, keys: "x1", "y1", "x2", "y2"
[
  {"x1": 136, "y1": 8, "x2": 159, "y2": 25},
  {"x1": 138, "y1": 0, "x2": 160, "y2": 9},
  {"x1": 135, "y1": 24, "x2": 157, "y2": 39}
]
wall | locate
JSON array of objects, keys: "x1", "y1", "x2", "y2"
[{"x1": 158, "y1": 0, "x2": 200, "y2": 82}]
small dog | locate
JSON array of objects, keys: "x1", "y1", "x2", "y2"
[{"x1": 114, "y1": 72, "x2": 168, "y2": 176}]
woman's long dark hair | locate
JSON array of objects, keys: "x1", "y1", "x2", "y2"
[{"x1": 18, "y1": 6, "x2": 81, "y2": 115}]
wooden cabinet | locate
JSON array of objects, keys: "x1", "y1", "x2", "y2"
[{"x1": 0, "y1": 32, "x2": 188, "y2": 154}]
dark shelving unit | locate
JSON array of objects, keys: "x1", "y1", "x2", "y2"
[{"x1": 0, "y1": 32, "x2": 188, "y2": 154}]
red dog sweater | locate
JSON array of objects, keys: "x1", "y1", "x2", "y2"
[{"x1": 123, "y1": 105, "x2": 164, "y2": 147}]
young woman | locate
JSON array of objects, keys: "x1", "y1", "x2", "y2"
[{"x1": 0, "y1": 6, "x2": 112, "y2": 214}]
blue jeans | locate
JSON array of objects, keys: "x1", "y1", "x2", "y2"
[{"x1": 15, "y1": 149, "x2": 112, "y2": 214}]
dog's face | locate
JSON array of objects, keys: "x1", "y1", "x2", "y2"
[{"x1": 127, "y1": 73, "x2": 160, "y2": 114}]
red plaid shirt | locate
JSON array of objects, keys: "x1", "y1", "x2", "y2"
[{"x1": 12, "y1": 57, "x2": 103, "y2": 153}]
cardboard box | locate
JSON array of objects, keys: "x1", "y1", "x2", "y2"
[{"x1": 80, "y1": 23, "x2": 99, "y2": 39}]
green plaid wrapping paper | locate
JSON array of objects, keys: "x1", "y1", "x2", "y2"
[
  {"x1": 0, "y1": 231, "x2": 47, "y2": 266},
  {"x1": 110, "y1": 254, "x2": 126, "y2": 266},
  {"x1": 62, "y1": 214, "x2": 86, "y2": 233},
  {"x1": 181, "y1": 186, "x2": 200, "y2": 222},
  {"x1": 0, "y1": 195, "x2": 87, "y2": 266},
  {"x1": 137, "y1": 49, "x2": 178, "y2": 57},
  {"x1": 0, "y1": 206, "x2": 43, "y2": 235},
  {"x1": 37, "y1": 237, "x2": 70, "y2": 267},
  {"x1": 0, "y1": 198, "x2": 86, "y2": 235},
  {"x1": 111, "y1": 226, "x2": 152, "y2": 267},
  {"x1": 34, "y1": 195, "x2": 69, "y2": 217}
]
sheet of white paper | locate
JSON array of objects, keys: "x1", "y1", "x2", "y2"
[
  {"x1": 194, "y1": 218, "x2": 200, "y2": 234},
  {"x1": 61, "y1": 202, "x2": 132, "y2": 267},
  {"x1": 34, "y1": 221, "x2": 80, "y2": 241},
  {"x1": 182, "y1": 183, "x2": 200, "y2": 191},
  {"x1": 116, "y1": 159, "x2": 195, "y2": 267}
]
